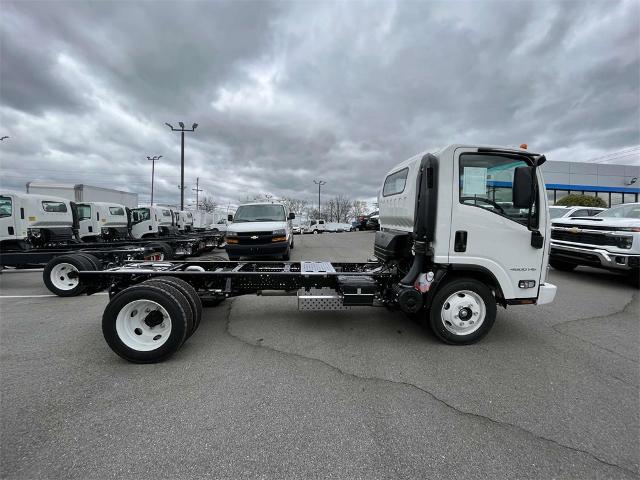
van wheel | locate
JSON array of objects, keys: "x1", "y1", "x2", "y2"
[
  {"x1": 103, "y1": 284, "x2": 191, "y2": 363},
  {"x1": 43, "y1": 254, "x2": 91, "y2": 297},
  {"x1": 429, "y1": 278, "x2": 496, "y2": 345},
  {"x1": 290, "y1": 237, "x2": 295, "y2": 249},
  {"x1": 313, "y1": 230, "x2": 318, "y2": 235},
  {"x1": 282, "y1": 248, "x2": 291, "y2": 261},
  {"x1": 549, "y1": 259, "x2": 576, "y2": 271}
]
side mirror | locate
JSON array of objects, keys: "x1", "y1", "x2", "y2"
[
  {"x1": 227, "y1": 214, "x2": 233, "y2": 221},
  {"x1": 512, "y1": 166, "x2": 534, "y2": 209},
  {"x1": 288, "y1": 212, "x2": 295, "y2": 220}
]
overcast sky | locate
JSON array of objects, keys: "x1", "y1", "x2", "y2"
[{"x1": 1, "y1": 0, "x2": 638, "y2": 208}]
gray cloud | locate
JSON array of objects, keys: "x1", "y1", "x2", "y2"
[{"x1": 1, "y1": 0, "x2": 638, "y2": 209}]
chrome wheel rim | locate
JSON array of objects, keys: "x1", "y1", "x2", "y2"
[
  {"x1": 115, "y1": 300, "x2": 172, "y2": 351},
  {"x1": 50, "y1": 263, "x2": 79, "y2": 291},
  {"x1": 441, "y1": 290, "x2": 486, "y2": 335}
]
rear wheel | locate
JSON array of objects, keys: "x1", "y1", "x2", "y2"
[
  {"x1": 429, "y1": 278, "x2": 496, "y2": 345},
  {"x1": 43, "y1": 254, "x2": 91, "y2": 297},
  {"x1": 143, "y1": 276, "x2": 202, "y2": 334},
  {"x1": 549, "y1": 259, "x2": 577, "y2": 271},
  {"x1": 103, "y1": 284, "x2": 191, "y2": 363},
  {"x1": 76, "y1": 253, "x2": 102, "y2": 270},
  {"x1": 145, "y1": 242, "x2": 173, "y2": 260}
]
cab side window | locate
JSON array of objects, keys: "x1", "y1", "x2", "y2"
[
  {"x1": 383, "y1": 168, "x2": 409, "y2": 196},
  {"x1": 459, "y1": 153, "x2": 534, "y2": 225},
  {"x1": 569, "y1": 209, "x2": 590, "y2": 217}
]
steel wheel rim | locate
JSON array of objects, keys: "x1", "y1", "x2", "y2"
[
  {"x1": 115, "y1": 300, "x2": 172, "y2": 351},
  {"x1": 441, "y1": 290, "x2": 486, "y2": 335},
  {"x1": 50, "y1": 263, "x2": 79, "y2": 291}
]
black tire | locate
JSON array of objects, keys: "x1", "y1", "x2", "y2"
[
  {"x1": 282, "y1": 248, "x2": 291, "y2": 261},
  {"x1": 628, "y1": 269, "x2": 640, "y2": 289},
  {"x1": 549, "y1": 259, "x2": 577, "y2": 271},
  {"x1": 102, "y1": 284, "x2": 191, "y2": 363},
  {"x1": 290, "y1": 237, "x2": 295, "y2": 249},
  {"x1": 429, "y1": 278, "x2": 497, "y2": 345},
  {"x1": 43, "y1": 254, "x2": 91, "y2": 297},
  {"x1": 143, "y1": 276, "x2": 202, "y2": 334},
  {"x1": 145, "y1": 242, "x2": 173, "y2": 260},
  {"x1": 76, "y1": 253, "x2": 102, "y2": 270}
]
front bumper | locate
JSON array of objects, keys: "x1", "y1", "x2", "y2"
[
  {"x1": 550, "y1": 242, "x2": 640, "y2": 271},
  {"x1": 225, "y1": 241, "x2": 289, "y2": 257},
  {"x1": 537, "y1": 283, "x2": 557, "y2": 305}
]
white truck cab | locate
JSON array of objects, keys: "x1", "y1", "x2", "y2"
[
  {"x1": 376, "y1": 144, "x2": 556, "y2": 341},
  {"x1": 130, "y1": 206, "x2": 177, "y2": 239},
  {"x1": 225, "y1": 202, "x2": 295, "y2": 260},
  {"x1": 176, "y1": 211, "x2": 194, "y2": 232},
  {"x1": 76, "y1": 202, "x2": 129, "y2": 241},
  {"x1": 0, "y1": 192, "x2": 75, "y2": 248}
]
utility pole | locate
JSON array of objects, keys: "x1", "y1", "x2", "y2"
[
  {"x1": 146, "y1": 155, "x2": 162, "y2": 205},
  {"x1": 165, "y1": 122, "x2": 198, "y2": 210},
  {"x1": 192, "y1": 177, "x2": 203, "y2": 210},
  {"x1": 313, "y1": 180, "x2": 326, "y2": 219}
]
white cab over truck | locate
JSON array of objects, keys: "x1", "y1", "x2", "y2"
[
  {"x1": 550, "y1": 202, "x2": 640, "y2": 285},
  {"x1": 0, "y1": 192, "x2": 75, "y2": 248},
  {"x1": 76, "y1": 202, "x2": 129, "y2": 241},
  {"x1": 304, "y1": 219, "x2": 326, "y2": 234},
  {"x1": 80, "y1": 144, "x2": 557, "y2": 363},
  {"x1": 176, "y1": 211, "x2": 194, "y2": 232},
  {"x1": 130, "y1": 206, "x2": 178, "y2": 239},
  {"x1": 224, "y1": 202, "x2": 295, "y2": 260}
]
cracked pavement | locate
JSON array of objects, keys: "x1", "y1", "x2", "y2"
[{"x1": 1, "y1": 232, "x2": 639, "y2": 479}]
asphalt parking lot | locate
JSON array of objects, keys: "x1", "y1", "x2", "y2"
[{"x1": 1, "y1": 232, "x2": 638, "y2": 479}]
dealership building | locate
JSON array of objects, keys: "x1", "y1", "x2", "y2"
[{"x1": 541, "y1": 161, "x2": 640, "y2": 206}]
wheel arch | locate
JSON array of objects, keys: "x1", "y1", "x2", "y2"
[{"x1": 433, "y1": 265, "x2": 507, "y2": 308}]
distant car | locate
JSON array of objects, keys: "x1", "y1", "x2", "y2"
[
  {"x1": 292, "y1": 225, "x2": 302, "y2": 234},
  {"x1": 548, "y1": 206, "x2": 606, "y2": 219}
]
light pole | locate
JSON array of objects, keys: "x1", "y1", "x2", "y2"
[
  {"x1": 192, "y1": 177, "x2": 203, "y2": 210},
  {"x1": 313, "y1": 180, "x2": 326, "y2": 218},
  {"x1": 147, "y1": 155, "x2": 162, "y2": 205},
  {"x1": 165, "y1": 122, "x2": 198, "y2": 210}
]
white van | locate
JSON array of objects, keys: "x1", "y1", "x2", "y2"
[
  {"x1": 304, "y1": 219, "x2": 326, "y2": 234},
  {"x1": 224, "y1": 202, "x2": 295, "y2": 260}
]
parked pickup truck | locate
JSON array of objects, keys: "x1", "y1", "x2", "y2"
[{"x1": 549, "y1": 202, "x2": 640, "y2": 285}]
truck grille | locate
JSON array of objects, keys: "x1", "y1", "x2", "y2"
[
  {"x1": 236, "y1": 232, "x2": 273, "y2": 244},
  {"x1": 551, "y1": 230, "x2": 619, "y2": 247}
]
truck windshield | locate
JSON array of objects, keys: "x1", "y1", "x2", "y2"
[
  {"x1": 131, "y1": 208, "x2": 150, "y2": 224},
  {"x1": 0, "y1": 196, "x2": 11, "y2": 218},
  {"x1": 234, "y1": 205, "x2": 285, "y2": 222},
  {"x1": 596, "y1": 204, "x2": 640, "y2": 219},
  {"x1": 76, "y1": 204, "x2": 91, "y2": 220},
  {"x1": 42, "y1": 201, "x2": 68, "y2": 213}
]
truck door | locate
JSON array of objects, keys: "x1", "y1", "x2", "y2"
[
  {"x1": 448, "y1": 148, "x2": 546, "y2": 300},
  {"x1": 76, "y1": 204, "x2": 93, "y2": 238},
  {"x1": 0, "y1": 195, "x2": 19, "y2": 242}
]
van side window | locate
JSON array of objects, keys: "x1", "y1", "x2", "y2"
[
  {"x1": 383, "y1": 168, "x2": 409, "y2": 196},
  {"x1": 0, "y1": 196, "x2": 12, "y2": 218},
  {"x1": 459, "y1": 153, "x2": 535, "y2": 226}
]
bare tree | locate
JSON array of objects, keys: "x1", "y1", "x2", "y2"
[
  {"x1": 200, "y1": 196, "x2": 217, "y2": 213},
  {"x1": 280, "y1": 197, "x2": 309, "y2": 216},
  {"x1": 350, "y1": 200, "x2": 368, "y2": 219}
]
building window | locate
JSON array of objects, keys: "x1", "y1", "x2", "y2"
[
  {"x1": 555, "y1": 190, "x2": 570, "y2": 204},
  {"x1": 611, "y1": 193, "x2": 623, "y2": 205},
  {"x1": 547, "y1": 190, "x2": 555, "y2": 205}
]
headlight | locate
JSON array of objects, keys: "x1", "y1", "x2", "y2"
[
  {"x1": 273, "y1": 229, "x2": 286, "y2": 236},
  {"x1": 226, "y1": 231, "x2": 238, "y2": 237}
]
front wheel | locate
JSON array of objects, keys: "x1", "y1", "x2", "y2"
[
  {"x1": 43, "y1": 254, "x2": 92, "y2": 297},
  {"x1": 429, "y1": 278, "x2": 497, "y2": 345}
]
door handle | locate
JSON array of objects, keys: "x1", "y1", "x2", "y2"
[{"x1": 454, "y1": 231, "x2": 467, "y2": 252}]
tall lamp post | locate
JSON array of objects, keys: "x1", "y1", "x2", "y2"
[
  {"x1": 313, "y1": 180, "x2": 326, "y2": 218},
  {"x1": 192, "y1": 177, "x2": 203, "y2": 210},
  {"x1": 165, "y1": 122, "x2": 198, "y2": 210},
  {"x1": 147, "y1": 155, "x2": 162, "y2": 205}
]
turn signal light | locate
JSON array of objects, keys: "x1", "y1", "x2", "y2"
[
  {"x1": 226, "y1": 237, "x2": 239, "y2": 244},
  {"x1": 518, "y1": 280, "x2": 536, "y2": 289},
  {"x1": 271, "y1": 236, "x2": 287, "y2": 243}
]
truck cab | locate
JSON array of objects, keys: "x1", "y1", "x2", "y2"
[
  {"x1": 75, "y1": 202, "x2": 129, "y2": 241},
  {"x1": 305, "y1": 219, "x2": 326, "y2": 234},
  {"x1": 176, "y1": 210, "x2": 194, "y2": 233},
  {"x1": 376, "y1": 144, "x2": 556, "y2": 341},
  {"x1": 0, "y1": 192, "x2": 75, "y2": 249},
  {"x1": 130, "y1": 206, "x2": 176, "y2": 239}
]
